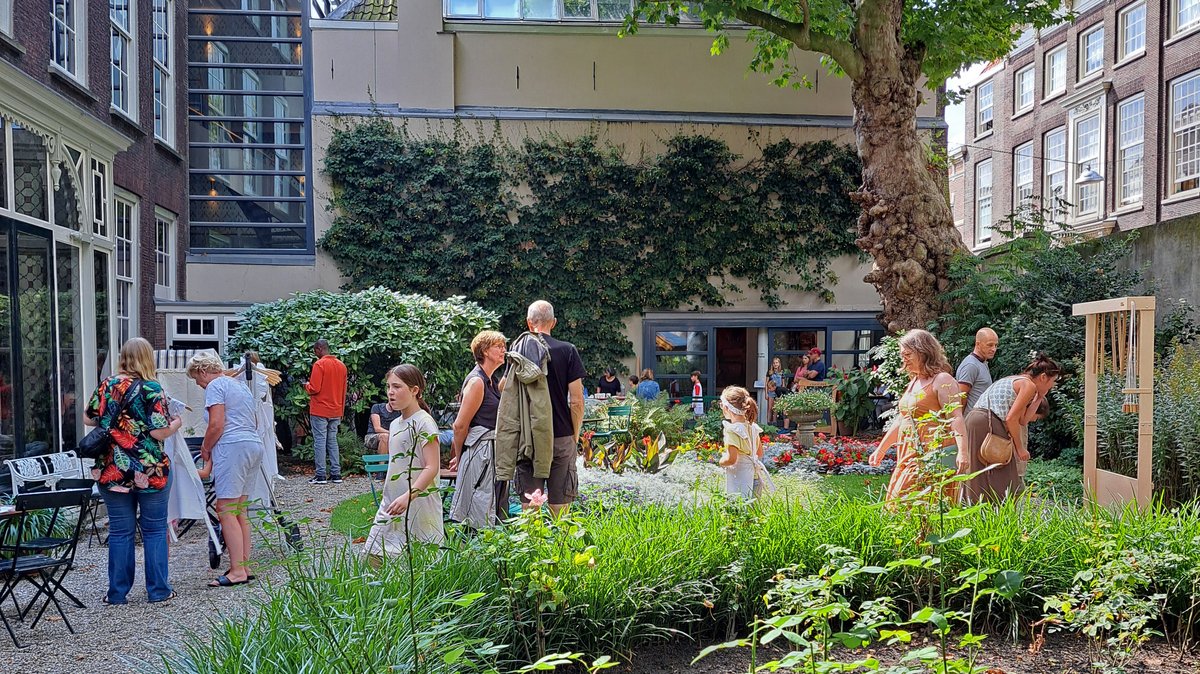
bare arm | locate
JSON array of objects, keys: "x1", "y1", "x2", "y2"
[
  {"x1": 868, "y1": 422, "x2": 902, "y2": 466},
  {"x1": 719, "y1": 443, "x2": 739, "y2": 468},
  {"x1": 149, "y1": 417, "x2": 183, "y2": 441},
  {"x1": 385, "y1": 437, "x2": 442, "y2": 516},
  {"x1": 1021, "y1": 393, "x2": 1044, "y2": 424},
  {"x1": 200, "y1": 404, "x2": 225, "y2": 460},
  {"x1": 1007, "y1": 379, "x2": 1039, "y2": 461},
  {"x1": 450, "y1": 378, "x2": 484, "y2": 469},
  {"x1": 569, "y1": 379, "x2": 585, "y2": 441},
  {"x1": 370, "y1": 413, "x2": 386, "y2": 435}
]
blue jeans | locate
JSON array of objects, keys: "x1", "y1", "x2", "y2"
[
  {"x1": 100, "y1": 485, "x2": 173, "y2": 603},
  {"x1": 310, "y1": 415, "x2": 341, "y2": 479}
]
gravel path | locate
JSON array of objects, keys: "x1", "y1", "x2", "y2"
[{"x1": 4, "y1": 469, "x2": 366, "y2": 674}]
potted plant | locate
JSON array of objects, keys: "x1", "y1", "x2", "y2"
[{"x1": 775, "y1": 389, "x2": 832, "y2": 448}]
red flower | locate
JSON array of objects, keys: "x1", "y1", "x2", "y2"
[{"x1": 642, "y1": 436, "x2": 651, "y2": 446}]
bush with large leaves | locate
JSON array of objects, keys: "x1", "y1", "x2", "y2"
[{"x1": 228, "y1": 288, "x2": 499, "y2": 428}]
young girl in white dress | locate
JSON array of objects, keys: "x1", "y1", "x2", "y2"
[
  {"x1": 718, "y1": 386, "x2": 776, "y2": 499},
  {"x1": 362, "y1": 365, "x2": 445, "y2": 558}
]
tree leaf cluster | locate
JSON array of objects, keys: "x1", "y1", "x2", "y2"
[{"x1": 319, "y1": 119, "x2": 862, "y2": 378}]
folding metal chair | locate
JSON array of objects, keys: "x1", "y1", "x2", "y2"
[
  {"x1": 0, "y1": 488, "x2": 90, "y2": 648},
  {"x1": 363, "y1": 454, "x2": 390, "y2": 507}
]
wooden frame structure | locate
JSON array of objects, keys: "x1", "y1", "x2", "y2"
[{"x1": 1072, "y1": 296, "x2": 1155, "y2": 509}]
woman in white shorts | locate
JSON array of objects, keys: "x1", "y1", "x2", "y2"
[{"x1": 188, "y1": 352, "x2": 264, "y2": 587}]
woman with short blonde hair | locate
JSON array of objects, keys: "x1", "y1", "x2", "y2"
[
  {"x1": 84, "y1": 337, "x2": 183, "y2": 604},
  {"x1": 470, "y1": 330, "x2": 506, "y2": 365}
]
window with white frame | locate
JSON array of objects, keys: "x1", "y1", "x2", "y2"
[
  {"x1": 1014, "y1": 66, "x2": 1035, "y2": 113},
  {"x1": 1073, "y1": 113, "x2": 1102, "y2": 218},
  {"x1": 111, "y1": 1, "x2": 137, "y2": 116},
  {"x1": 114, "y1": 195, "x2": 138, "y2": 343},
  {"x1": 1175, "y1": 0, "x2": 1200, "y2": 36},
  {"x1": 1014, "y1": 142, "x2": 1034, "y2": 210},
  {"x1": 977, "y1": 80, "x2": 994, "y2": 135},
  {"x1": 1045, "y1": 46, "x2": 1066, "y2": 97},
  {"x1": 447, "y1": 0, "x2": 636, "y2": 20},
  {"x1": 1044, "y1": 127, "x2": 1068, "y2": 221},
  {"x1": 91, "y1": 159, "x2": 110, "y2": 237},
  {"x1": 1079, "y1": 26, "x2": 1104, "y2": 80},
  {"x1": 976, "y1": 159, "x2": 993, "y2": 243},
  {"x1": 242, "y1": 70, "x2": 261, "y2": 196},
  {"x1": 169, "y1": 315, "x2": 220, "y2": 351},
  {"x1": 152, "y1": 0, "x2": 174, "y2": 145},
  {"x1": 208, "y1": 43, "x2": 229, "y2": 171},
  {"x1": 51, "y1": 0, "x2": 86, "y2": 81},
  {"x1": 1119, "y1": 2, "x2": 1145, "y2": 61},
  {"x1": 1170, "y1": 71, "x2": 1200, "y2": 195},
  {"x1": 154, "y1": 208, "x2": 175, "y2": 300},
  {"x1": 1, "y1": 0, "x2": 13, "y2": 36},
  {"x1": 1118, "y1": 95, "x2": 1144, "y2": 206}
]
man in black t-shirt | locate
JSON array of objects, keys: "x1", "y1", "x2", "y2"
[{"x1": 514, "y1": 300, "x2": 586, "y2": 516}]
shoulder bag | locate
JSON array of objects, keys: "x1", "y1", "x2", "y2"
[{"x1": 77, "y1": 379, "x2": 145, "y2": 460}]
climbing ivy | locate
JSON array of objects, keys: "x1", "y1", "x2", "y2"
[{"x1": 320, "y1": 118, "x2": 863, "y2": 376}]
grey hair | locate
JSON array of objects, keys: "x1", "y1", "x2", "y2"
[
  {"x1": 186, "y1": 351, "x2": 225, "y2": 378},
  {"x1": 526, "y1": 300, "x2": 555, "y2": 326}
]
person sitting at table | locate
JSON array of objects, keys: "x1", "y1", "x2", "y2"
[
  {"x1": 597, "y1": 368, "x2": 622, "y2": 396},
  {"x1": 792, "y1": 355, "x2": 812, "y2": 392},
  {"x1": 802, "y1": 348, "x2": 827, "y2": 382},
  {"x1": 365, "y1": 397, "x2": 404, "y2": 452},
  {"x1": 635, "y1": 369, "x2": 661, "y2": 401}
]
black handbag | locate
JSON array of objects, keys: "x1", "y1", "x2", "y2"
[{"x1": 77, "y1": 380, "x2": 144, "y2": 460}]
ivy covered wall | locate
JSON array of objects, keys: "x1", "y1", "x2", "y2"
[{"x1": 319, "y1": 118, "x2": 866, "y2": 376}]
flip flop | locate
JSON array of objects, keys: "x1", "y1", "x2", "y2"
[
  {"x1": 224, "y1": 569, "x2": 256, "y2": 581},
  {"x1": 208, "y1": 575, "x2": 249, "y2": 587},
  {"x1": 149, "y1": 591, "x2": 178, "y2": 603}
]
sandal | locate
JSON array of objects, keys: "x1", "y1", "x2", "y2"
[
  {"x1": 149, "y1": 591, "x2": 177, "y2": 603},
  {"x1": 208, "y1": 574, "x2": 250, "y2": 588},
  {"x1": 101, "y1": 596, "x2": 127, "y2": 605},
  {"x1": 225, "y1": 569, "x2": 256, "y2": 581}
]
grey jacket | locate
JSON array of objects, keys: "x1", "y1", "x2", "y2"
[{"x1": 494, "y1": 332, "x2": 554, "y2": 481}]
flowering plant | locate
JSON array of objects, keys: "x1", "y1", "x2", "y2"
[{"x1": 810, "y1": 435, "x2": 891, "y2": 474}]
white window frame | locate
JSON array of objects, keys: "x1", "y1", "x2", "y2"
[
  {"x1": 1, "y1": 0, "x2": 13, "y2": 36},
  {"x1": 1174, "y1": 0, "x2": 1200, "y2": 37},
  {"x1": 1169, "y1": 70, "x2": 1200, "y2": 197},
  {"x1": 243, "y1": 70, "x2": 261, "y2": 196},
  {"x1": 1044, "y1": 46, "x2": 1066, "y2": 98},
  {"x1": 1117, "y1": 94, "x2": 1144, "y2": 207},
  {"x1": 446, "y1": 0, "x2": 638, "y2": 22},
  {"x1": 111, "y1": 0, "x2": 138, "y2": 119},
  {"x1": 154, "y1": 207, "x2": 176, "y2": 300},
  {"x1": 975, "y1": 159, "x2": 993, "y2": 243},
  {"x1": 208, "y1": 42, "x2": 229, "y2": 171},
  {"x1": 1079, "y1": 25, "x2": 1105, "y2": 81},
  {"x1": 91, "y1": 158, "x2": 111, "y2": 237},
  {"x1": 1013, "y1": 142, "x2": 1034, "y2": 211},
  {"x1": 1014, "y1": 66, "x2": 1035, "y2": 113},
  {"x1": 1119, "y1": 2, "x2": 1146, "y2": 62},
  {"x1": 1044, "y1": 127, "x2": 1068, "y2": 223},
  {"x1": 152, "y1": 0, "x2": 175, "y2": 146},
  {"x1": 1072, "y1": 112, "x2": 1103, "y2": 220},
  {"x1": 976, "y1": 80, "x2": 994, "y2": 136},
  {"x1": 114, "y1": 193, "x2": 139, "y2": 344},
  {"x1": 51, "y1": 0, "x2": 87, "y2": 82}
]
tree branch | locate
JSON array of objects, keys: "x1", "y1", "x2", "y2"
[{"x1": 730, "y1": 5, "x2": 864, "y2": 80}]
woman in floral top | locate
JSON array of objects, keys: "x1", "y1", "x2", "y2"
[{"x1": 84, "y1": 337, "x2": 182, "y2": 605}]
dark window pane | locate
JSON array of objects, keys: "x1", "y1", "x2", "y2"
[
  {"x1": 188, "y1": 14, "x2": 301, "y2": 40},
  {"x1": 771, "y1": 330, "x2": 826, "y2": 353},
  {"x1": 190, "y1": 197, "x2": 306, "y2": 223},
  {"x1": 12, "y1": 126, "x2": 48, "y2": 221},
  {"x1": 190, "y1": 172, "x2": 304, "y2": 199},
  {"x1": 190, "y1": 0, "x2": 302, "y2": 10},
  {"x1": 0, "y1": 121, "x2": 7, "y2": 210},
  {"x1": 189, "y1": 66, "x2": 304, "y2": 93},
  {"x1": 188, "y1": 93, "x2": 303, "y2": 118},
  {"x1": 190, "y1": 147, "x2": 304, "y2": 170},
  {"x1": 655, "y1": 355, "x2": 706, "y2": 375},
  {"x1": 189, "y1": 39, "x2": 302, "y2": 65},
  {"x1": 190, "y1": 119, "x2": 304, "y2": 145},
  {"x1": 190, "y1": 225, "x2": 308, "y2": 250},
  {"x1": 654, "y1": 331, "x2": 707, "y2": 353}
]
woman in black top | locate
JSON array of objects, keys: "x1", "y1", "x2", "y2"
[
  {"x1": 448, "y1": 330, "x2": 506, "y2": 527},
  {"x1": 597, "y1": 368, "x2": 622, "y2": 396}
]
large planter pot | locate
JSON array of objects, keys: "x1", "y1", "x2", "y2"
[{"x1": 787, "y1": 410, "x2": 824, "y2": 449}]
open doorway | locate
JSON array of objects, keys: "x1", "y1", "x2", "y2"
[{"x1": 715, "y1": 328, "x2": 748, "y2": 389}]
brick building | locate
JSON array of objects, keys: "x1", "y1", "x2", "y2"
[
  {"x1": 958, "y1": 0, "x2": 1200, "y2": 256},
  {"x1": 0, "y1": 0, "x2": 188, "y2": 471}
]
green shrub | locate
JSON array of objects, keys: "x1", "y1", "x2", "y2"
[
  {"x1": 228, "y1": 288, "x2": 498, "y2": 427},
  {"x1": 1023, "y1": 458, "x2": 1085, "y2": 504},
  {"x1": 291, "y1": 426, "x2": 369, "y2": 475},
  {"x1": 828, "y1": 366, "x2": 875, "y2": 434}
]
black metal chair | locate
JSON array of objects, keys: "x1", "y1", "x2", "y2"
[
  {"x1": 56, "y1": 477, "x2": 105, "y2": 549},
  {"x1": 0, "y1": 488, "x2": 91, "y2": 647}
]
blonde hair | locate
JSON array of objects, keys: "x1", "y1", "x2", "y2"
[
  {"x1": 118, "y1": 338, "x2": 158, "y2": 381},
  {"x1": 898, "y1": 329, "x2": 952, "y2": 378},
  {"x1": 640, "y1": 368, "x2": 655, "y2": 382},
  {"x1": 470, "y1": 330, "x2": 506, "y2": 364},
  {"x1": 720, "y1": 385, "x2": 759, "y2": 421},
  {"x1": 186, "y1": 351, "x2": 226, "y2": 378}
]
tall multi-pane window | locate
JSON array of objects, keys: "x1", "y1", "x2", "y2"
[
  {"x1": 154, "y1": 209, "x2": 175, "y2": 300},
  {"x1": 1171, "y1": 71, "x2": 1200, "y2": 195},
  {"x1": 1014, "y1": 66, "x2": 1034, "y2": 113},
  {"x1": 1120, "y1": 2, "x2": 1146, "y2": 61},
  {"x1": 152, "y1": 0, "x2": 173, "y2": 145},
  {"x1": 1013, "y1": 143, "x2": 1034, "y2": 211},
  {"x1": 1045, "y1": 46, "x2": 1066, "y2": 97},
  {"x1": 1080, "y1": 26, "x2": 1104, "y2": 79},
  {"x1": 51, "y1": 0, "x2": 85, "y2": 80},
  {"x1": 976, "y1": 159, "x2": 993, "y2": 243},
  {"x1": 977, "y1": 81, "x2": 994, "y2": 134},
  {"x1": 1044, "y1": 127, "x2": 1068, "y2": 222},
  {"x1": 114, "y1": 196, "x2": 138, "y2": 343},
  {"x1": 1118, "y1": 95, "x2": 1145, "y2": 206},
  {"x1": 1176, "y1": 0, "x2": 1200, "y2": 35},
  {"x1": 111, "y1": 1, "x2": 136, "y2": 116},
  {"x1": 188, "y1": 0, "x2": 309, "y2": 253},
  {"x1": 1074, "y1": 114, "x2": 1102, "y2": 217}
]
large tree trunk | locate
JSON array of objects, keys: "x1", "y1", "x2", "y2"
[{"x1": 850, "y1": 0, "x2": 967, "y2": 333}]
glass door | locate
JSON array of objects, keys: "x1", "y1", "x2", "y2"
[
  {"x1": 0, "y1": 219, "x2": 13, "y2": 469},
  {"x1": 15, "y1": 227, "x2": 58, "y2": 458}
]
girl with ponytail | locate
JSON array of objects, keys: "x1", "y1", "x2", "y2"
[{"x1": 718, "y1": 386, "x2": 774, "y2": 499}]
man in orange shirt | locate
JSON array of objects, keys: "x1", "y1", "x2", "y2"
[{"x1": 304, "y1": 339, "x2": 348, "y2": 484}]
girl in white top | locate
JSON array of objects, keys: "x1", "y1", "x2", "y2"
[
  {"x1": 363, "y1": 365, "x2": 445, "y2": 557},
  {"x1": 718, "y1": 386, "x2": 776, "y2": 499}
]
